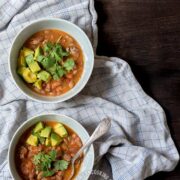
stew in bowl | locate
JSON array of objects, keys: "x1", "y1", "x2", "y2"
[
  {"x1": 17, "y1": 29, "x2": 84, "y2": 96},
  {"x1": 9, "y1": 18, "x2": 94, "y2": 103},
  {"x1": 8, "y1": 114, "x2": 94, "y2": 180}
]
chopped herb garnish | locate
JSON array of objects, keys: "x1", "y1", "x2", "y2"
[
  {"x1": 37, "y1": 55, "x2": 44, "y2": 62},
  {"x1": 35, "y1": 42, "x2": 74, "y2": 80},
  {"x1": 20, "y1": 41, "x2": 75, "y2": 82},
  {"x1": 56, "y1": 66, "x2": 65, "y2": 78},
  {"x1": 54, "y1": 160, "x2": 69, "y2": 171},
  {"x1": 43, "y1": 170, "x2": 55, "y2": 177},
  {"x1": 63, "y1": 58, "x2": 75, "y2": 71},
  {"x1": 33, "y1": 150, "x2": 69, "y2": 177},
  {"x1": 49, "y1": 150, "x2": 57, "y2": 161},
  {"x1": 43, "y1": 42, "x2": 53, "y2": 52}
]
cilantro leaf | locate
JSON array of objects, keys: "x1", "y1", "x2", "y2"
[
  {"x1": 37, "y1": 55, "x2": 44, "y2": 62},
  {"x1": 43, "y1": 42, "x2": 53, "y2": 52},
  {"x1": 48, "y1": 64, "x2": 65, "y2": 80},
  {"x1": 63, "y1": 58, "x2": 75, "y2": 71},
  {"x1": 40, "y1": 57, "x2": 55, "y2": 69},
  {"x1": 33, "y1": 151, "x2": 69, "y2": 177},
  {"x1": 54, "y1": 43, "x2": 69, "y2": 58},
  {"x1": 56, "y1": 66, "x2": 65, "y2": 78},
  {"x1": 54, "y1": 160, "x2": 69, "y2": 171},
  {"x1": 33, "y1": 152, "x2": 44, "y2": 165},
  {"x1": 53, "y1": 74, "x2": 59, "y2": 80},
  {"x1": 49, "y1": 150, "x2": 57, "y2": 161},
  {"x1": 50, "y1": 50, "x2": 61, "y2": 62},
  {"x1": 42, "y1": 170, "x2": 55, "y2": 177}
]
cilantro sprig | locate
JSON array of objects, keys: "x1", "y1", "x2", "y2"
[
  {"x1": 36, "y1": 42, "x2": 75, "y2": 80},
  {"x1": 33, "y1": 150, "x2": 69, "y2": 177},
  {"x1": 63, "y1": 58, "x2": 75, "y2": 72}
]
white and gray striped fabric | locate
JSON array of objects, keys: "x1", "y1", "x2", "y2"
[{"x1": 0, "y1": 0, "x2": 179, "y2": 179}]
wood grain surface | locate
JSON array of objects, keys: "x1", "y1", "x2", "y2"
[{"x1": 94, "y1": 0, "x2": 180, "y2": 179}]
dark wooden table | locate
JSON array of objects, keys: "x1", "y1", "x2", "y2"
[{"x1": 95, "y1": 0, "x2": 180, "y2": 179}]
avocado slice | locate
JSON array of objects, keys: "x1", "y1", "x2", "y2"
[
  {"x1": 38, "y1": 135, "x2": 46, "y2": 144},
  {"x1": 26, "y1": 134, "x2": 38, "y2": 146},
  {"x1": 33, "y1": 132, "x2": 45, "y2": 144},
  {"x1": 45, "y1": 138, "x2": 51, "y2": 146},
  {"x1": 28, "y1": 61, "x2": 41, "y2": 73},
  {"x1": 40, "y1": 126, "x2": 52, "y2": 138},
  {"x1": 33, "y1": 122, "x2": 44, "y2": 133},
  {"x1": 37, "y1": 71, "x2": 51, "y2": 82},
  {"x1": 23, "y1": 47, "x2": 34, "y2": 57},
  {"x1": 25, "y1": 54, "x2": 34, "y2": 65},
  {"x1": 17, "y1": 67, "x2": 27, "y2": 76},
  {"x1": 51, "y1": 132, "x2": 62, "y2": 146},
  {"x1": 34, "y1": 46, "x2": 41, "y2": 60},
  {"x1": 18, "y1": 50, "x2": 26, "y2": 67},
  {"x1": 54, "y1": 123, "x2": 68, "y2": 138},
  {"x1": 17, "y1": 67, "x2": 37, "y2": 83},
  {"x1": 34, "y1": 79, "x2": 42, "y2": 90}
]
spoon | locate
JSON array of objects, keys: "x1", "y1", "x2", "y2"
[{"x1": 68, "y1": 118, "x2": 111, "y2": 180}]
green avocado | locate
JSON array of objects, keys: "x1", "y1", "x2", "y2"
[
  {"x1": 26, "y1": 134, "x2": 38, "y2": 146},
  {"x1": 18, "y1": 67, "x2": 37, "y2": 83},
  {"x1": 23, "y1": 47, "x2": 34, "y2": 57},
  {"x1": 45, "y1": 138, "x2": 51, "y2": 146},
  {"x1": 17, "y1": 67, "x2": 27, "y2": 76},
  {"x1": 18, "y1": 50, "x2": 26, "y2": 67},
  {"x1": 28, "y1": 61, "x2": 41, "y2": 73},
  {"x1": 54, "y1": 123, "x2": 68, "y2": 138},
  {"x1": 37, "y1": 70, "x2": 51, "y2": 82},
  {"x1": 34, "y1": 46, "x2": 41, "y2": 60},
  {"x1": 33, "y1": 122, "x2": 44, "y2": 133},
  {"x1": 34, "y1": 79, "x2": 42, "y2": 90},
  {"x1": 50, "y1": 132, "x2": 62, "y2": 146},
  {"x1": 40, "y1": 126, "x2": 51, "y2": 138}
]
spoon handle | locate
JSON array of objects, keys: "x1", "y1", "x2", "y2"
[{"x1": 72, "y1": 118, "x2": 111, "y2": 162}]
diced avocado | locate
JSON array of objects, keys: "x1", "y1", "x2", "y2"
[
  {"x1": 37, "y1": 71, "x2": 51, "y2": 82},
  {"x1": 33, "y1": 132, "x2": 45, "y2": 144},
  {"x1": 33, "y1": 122, "x2": 44, "y2": 133},
  {"x1": 54, "y1": 123, "x2": 68, "y2": 138},
  {"x1": 50, "y1": 132, "x2": 62, "y2": 146},
  {"x1": 45, "y1": 138, "x2": 51, "y2": 146},
  {"x1": 54, "y1": 123, "x2": 63, "y2": 128},
  {"x1": 18, "y1": 67, "x2": 37, "y2": 83},
  {"x1": 26, "y1": 134, "x2": 38, "y2": 146},
  {"x1": 28, "y1": 61, "x2": 41, "y2": 73},
  {"x1": 17, "y1": 67, "x2": 27, "y2": 76},
  {"x1": 18, "y1": 50, "x2": 26, "y2": 67},
  {"x1": 38, "y1": 136, "x2": 45, "y2": 144},
  {"x1": 34, "y1": 46, "x2": 41, "y2": 60},
  {"x1": 40, "y1": 126, "x2": 51, "y2": 138},
  {"x1": 25, "y1": 54, "x2": 34, "y2": 65},
  {"x1": 23, "y1": 47, "x2": 34, "y2": 57},
  {"x1": 34, "y1": 79, "x2": 42, "y2": 90}
]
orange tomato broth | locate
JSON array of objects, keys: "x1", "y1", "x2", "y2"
[
  {"x1": 23, "y1": 29, "x2": 84, "y2": 96},
  {"x1": 15, "y1": 121, "x2": 83, "y2": 180}
]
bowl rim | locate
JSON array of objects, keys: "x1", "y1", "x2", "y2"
[
  {"x1": 8, "y1": 18, "x2": 94, "y2": 103},
  {"x1": 8, "y1": 113, "x2": 95, "y2": 180}
]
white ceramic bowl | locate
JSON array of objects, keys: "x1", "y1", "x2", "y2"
[
  {"x1": 9, "y1": 18, "x2": 94, "y2": 103},
  {"x1": 8, "y1": 113, "x2": 94, "y2": 180}
]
